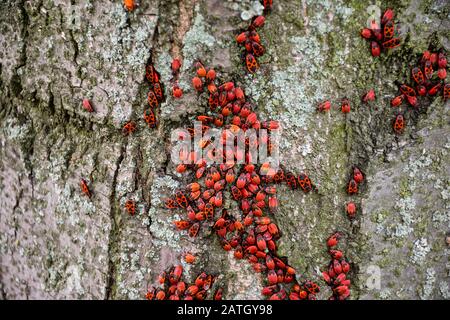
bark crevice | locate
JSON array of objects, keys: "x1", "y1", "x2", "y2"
[{"x1": 105, "y1": 140, "x2": 126, "y2": 300}]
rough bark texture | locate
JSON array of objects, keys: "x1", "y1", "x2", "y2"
[{"x1": 0, "y1": 0, "x2": 449, "y2": 300}]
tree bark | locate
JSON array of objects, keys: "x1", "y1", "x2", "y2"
[{"x1": 0, "y1": 0, "x2": 449, "y2": 299}]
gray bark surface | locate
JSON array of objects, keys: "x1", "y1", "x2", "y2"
[{"x1": 0, "y1": 0, "x2": 449, "y2": 299}]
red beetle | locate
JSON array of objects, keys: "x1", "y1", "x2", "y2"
[
  {"x1": 188, "y1": 223, "x2": 200, "y2": 238},
  {"x1": 122, "y1": 121, "x2": 136, "y2": 135},
  {"x1": 428, "y1": 83, "x2": 442, "y2": 96},
  {"x1": 360, "y1": 28, "x2": 372, "y2": 39},
  {"x1": 318, "y1": 100, "x2": 331, "y2": 112},
  {"x1": 417, "y1": 85, "x2": 427, "y2": 96},
  {"x1": 438, "y1": 51, "x2": 447, "y2": 68},
  {"x1": 172, "y1": 86, "x2": 183, "y2": 98},
  {"x1": 285, "y1": 172, "x2": 297, "y2": 190},
  {"x1": 391, "y1": 95, "x2": 403, "y2": 107},
  {"x1": 145, "y1": 64, "x2": 159, "y2": 83},
  {"x1": 80, "y1": 179, "x2": 92, "y2": 198},
  {"x1": 267, "y1": 270, "x2": 277, "y2": 285},
  {"x1": 192, "y1": 77, "x2": 203, "y2": 91},
  {"x1": 444, "y1": 84, "x2": 450, "y2": 101},
  {"x1": 383, "y1": 20, "x2": 394, "y2": 40},
  {"x1": 341, "y1": 99, "x2": 351, "y2": 113},
  {"x1": 329, "y1": 250, "x2": 343, "y2": 260},
  {"x1": 381, "y1": 9, "x2": 394, "y2": 25},
  {"x1": 245, "y1": 53, "x2": 259, "y2": 73},
  {"x1": 153, "y1": 82, "x2": 164, "y2": 102},
  {"x1": 263, "y1": 0, "x2": 272, "y2": 11},
  {"x1": 437, "y1": 68, "x2": 447, "y2": 80},
  {"x1": 370, "y1": 41, "x2": 380, "y2": 57},
  {"x1": 236, "y1": 32, "x2": 247, "y2": 44},
  {"x1": 353, "y1": 167, "x2": 364, "y2": 183},
  {"x1": 256, "y1": 234, "x2": 267, "y2": 251},
  {"x1": 171, "y1": 58, "x2": 181, "y2": 73},
  {"x1": 382, "y1": 38, "x2": 400, "y2": 49},
  {"x1": 186, "y1": 285, "x2": 199, "y2": 296},
  {"x1": 165, "y1": 198, "x2": 178, "y2": 210},
  {"x1": 173, "y1": 220, "x2": 190, "y2": 230},
  {"x1": 298, "y1": 173, "x2": 312, "y2": 193},
  {"x1": 234, "y1": 246, "x2": 243, "y2": 259},
  {"x1": 250, "y1": 41, "x2": 265, "y2": 57},
  {"x1": 322, "y1": 271, "x2": 331, "y2": 285},
  {"x1": 262, "y1": 285, "x2": 278, "y2": 296},
  {"x1": 169, "y1": 265, "x2": 183, "y2": 284},
  {"x1": 346, "y1": 202, "x2": 356, "y2": 219},
  {"x1": 411, "y1": 67, "x2": 425, "y2": 84},
  {"x1": 347, "y1": 179, "x2": 358, "y2": 195},
  {"x1": 123, "y1": 0, "x2": 135, "y2": 12},
  {"x1": 82, "y1": 99, "x2": 94, "y2": 112},
  {"x1": 143, "y1": 109, "x2": 157, "y2": 128},
  {"x1": 265, "y1": 255, "x2": 275, "y2": 270},
  {"x1": 196, "y1": 62, "x2": 207, "y2": 77},
  {"x1": 393, "y1": 114, "x2": 405, "y2": 134},
  {"x1": 399, "y1": 84, "x2": 416, "y2": 97},
  {"x1": 231, "y1": 186, "x2": 242, "y2": 200},
  {"x1": 175, "y1": 191, "x2": 189, "y2": 208},
  {"x1": 424, "y1": 60, "x2": 433, "y2": 79},
  {"x1": 147, "y1": 90, "x2": 159, "y2": 109},
  {"x1": 125, "y1": 199, "x2": 136, "y2": 216},
  {"x1": 327, "y1": 232, "x2": 341, "y2": 248},
  {"x1": 268, "y1": 195, "x2": 278, "y2": 212},
  {"x1": 341, "y1": 260, "x2": 351, "y2": 273},
  {"x1": 362, "y1": 89, "x2": 375, "y2": 102},
  {"x1": 252, "y1": 16, "x2": 265, "y2": 29},
  {"x1": 214, "y1": 288, "x2": 223, "y2": 300}
]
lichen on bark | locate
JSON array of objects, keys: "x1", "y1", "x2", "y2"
[{"x1": 0, "y1": 0, "x2": 449, "y2": 300}]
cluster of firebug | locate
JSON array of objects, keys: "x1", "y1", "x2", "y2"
[
  {"x1": 76, "y1": 2, "x2": 448, "y2": 301},
  {"x1": 164, "y1": 61, "x2": 321, "y2": 300},
  {"x1": 317, "y1": 98, "x2": 352, "y2": 114},
  {"x1": 191, "y1": 62, "x2": 222, "y2": 97},
  {"x1": 390, "y1": 49, "x2": 448, "y2": 135},
  {"x1": 346, "y1": 167, "x2": 364, "y2": 196},
  {"x1": 321, "y1": 233, "x2": 351, "y2": 300},
  {"x1": 145, "y1": 265, "x2": 221, "y2": 300},
  {"x1": 171, "y1": 58, "x2": 183, "y2": 98},
  {"x1": 392, "y1": 50, "x2": 448, "y2": 107},
  {"x1": 318, "y1": 97, "x2": 367, "y2": 227},
  {"x1": 343, "y1": 167, "x2": 363, "y2": 222},
  {"x1": 144, "y1": 63, "x2": 164, "y2": 128},
  {"x1": 122, "y1": 64, "x2": 164, "y2": 135},
  {"x1": 236, "y1": 15, "x2": 267, "y2": 73},
  {"x1": 360, "y1": 9, "x2": 401, "y2": 57}
]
